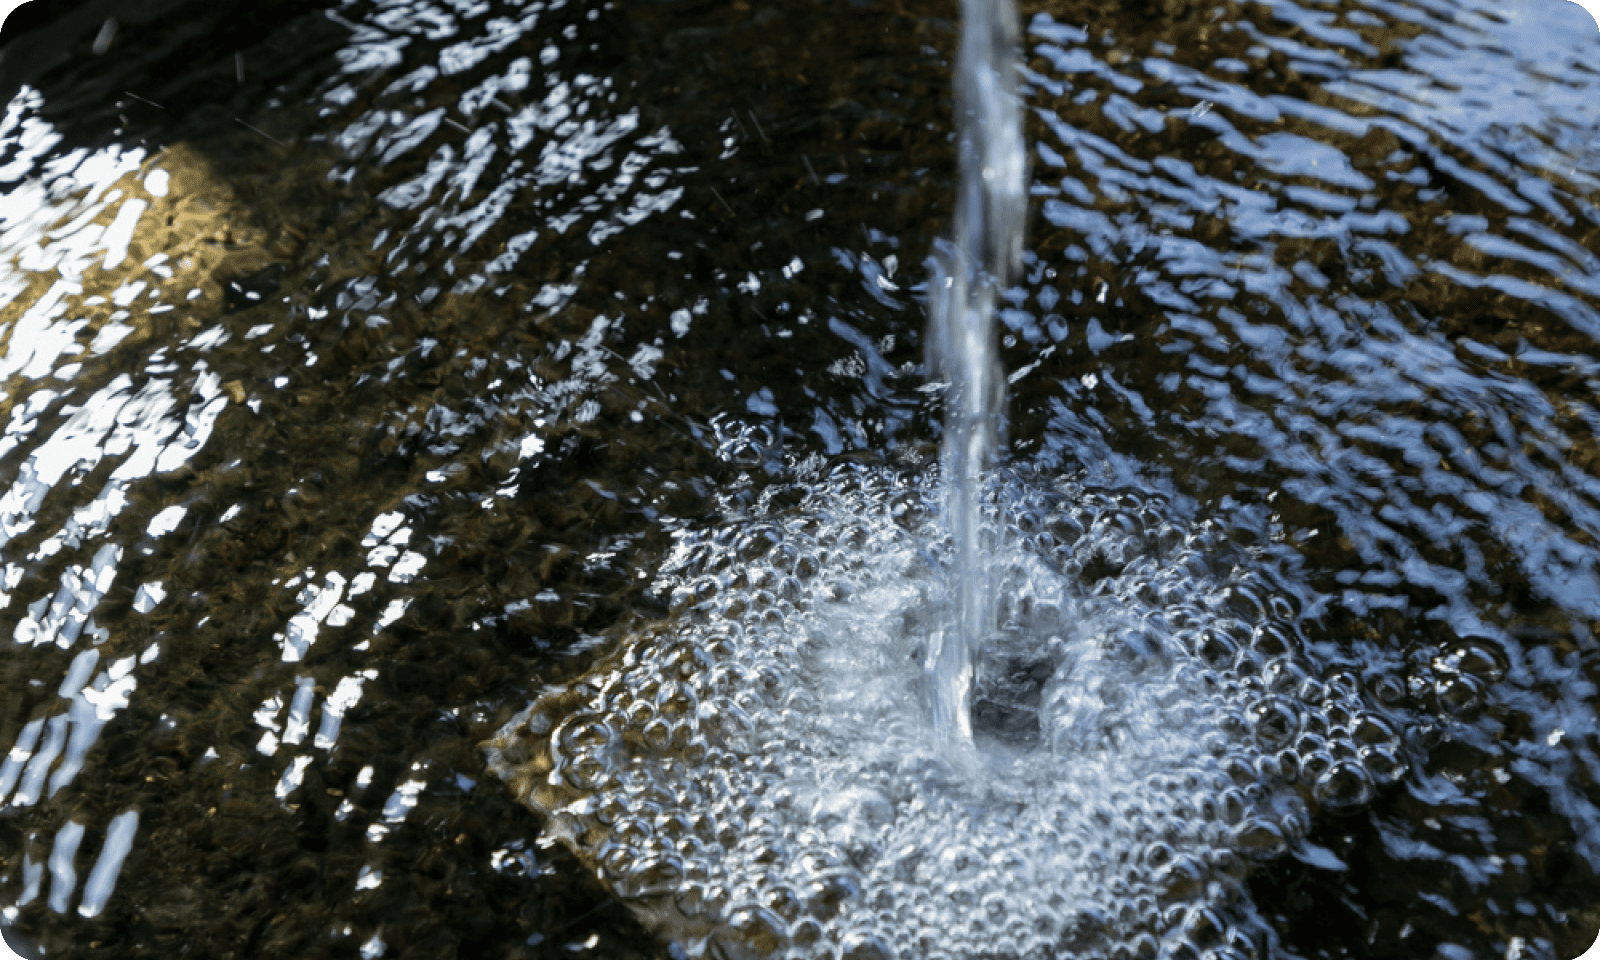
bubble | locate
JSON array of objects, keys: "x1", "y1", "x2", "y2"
[
  {"x1": 1312, "y1": 760, "x2": 1376, "y2": 812},
  {"x1": 838, "y1": 930, "x2": 894, "y2": 960},
  {"x1": 483, "y1": 465, "x2": 1401, "y2": 959},
  {"x1": 1246, "y1": 698, "x2": 1300, "y2": 751},
  {"x1": 724, "y1": 904, "x2": 789, "y2": 956},
  {"x1": 1433, "y1": 674, "x2": 1486, "y2": 717},
  {"x1": 1232, "y1": 818, "x2": 1288, "y2": 859},
  {"x1": 1358, "y1": 744, "x2": 1407, "y2": 785}
]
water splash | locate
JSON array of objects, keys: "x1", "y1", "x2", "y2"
[
  {"x1": 485, "y1": 463, "x2": 1408, "y2": 960},
  {"x1": 925, "y1": 0, "x2": 1029, "y2": 751}
]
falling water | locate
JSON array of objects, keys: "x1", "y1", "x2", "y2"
[{"x1": 925, "y1": 0, "x2": 1029, "y2": 750}]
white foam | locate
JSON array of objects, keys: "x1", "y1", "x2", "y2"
[{"x1": 487, "y1": 464, "x2": 1406, "y2": 959}]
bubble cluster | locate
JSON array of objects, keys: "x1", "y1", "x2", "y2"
[{"x1": 484, "y1": 462, "x2": 1407, "y2": 959}]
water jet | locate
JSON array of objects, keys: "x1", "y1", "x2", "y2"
[{"x1": 923, "y1": 0, "x2": 1028, "y2": 753}]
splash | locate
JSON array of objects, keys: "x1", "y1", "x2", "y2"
[
  {"x1": 485, "y1": 463, "x2": 1407, "y2": 959},
  {"x1": 924, "y1": 0, "x2": 1028, "y2": 751}
]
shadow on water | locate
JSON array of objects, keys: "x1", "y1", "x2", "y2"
[{"x1": 0, "y1": 0, "x2": 1594, "y2": 957}]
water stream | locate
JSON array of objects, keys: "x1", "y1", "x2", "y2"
[{"x1": 925, "y1": 0, "x2": 1028, "y2": 752}]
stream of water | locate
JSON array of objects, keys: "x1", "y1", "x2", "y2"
[{"x1": 926, "y1": 0, "x2": 1028, "y2": 753}]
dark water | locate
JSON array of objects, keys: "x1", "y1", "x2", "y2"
[{"x1": 0, "y1": 0, "x2": 1596, "y2": 957}]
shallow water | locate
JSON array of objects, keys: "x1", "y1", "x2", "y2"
[{"x1": 0, "y1": 0, "x2": 1597, "y2": 958}]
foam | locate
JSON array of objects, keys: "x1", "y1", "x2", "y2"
[{"x1": 485, "y1": 461, "x2": 1406, "y2": 959}]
